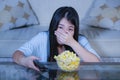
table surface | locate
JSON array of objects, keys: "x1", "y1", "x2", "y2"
[{"x1": 0, "y1": 62, "x2": 120, "y2": 80}]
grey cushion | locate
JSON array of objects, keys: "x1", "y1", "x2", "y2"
[
  {"x1": 81, "y1": 27, "x2": 120, "y2": 58},
  {"x1": 0, "y1": 25, "x2": 47, "y2": 57}
]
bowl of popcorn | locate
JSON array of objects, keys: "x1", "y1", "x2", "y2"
[{"x1": 54, "y1": 50, "x2": 80, "y2": 72}]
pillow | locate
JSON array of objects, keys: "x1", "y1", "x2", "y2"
[
  {"x1": 83, "y1": 0, "x2": 120, "y2": 30},
  {"x1": 0, "y1": 0, "x2": 38, "y2": 31},
  {"x1": 28, "y1": 0, "x2": 94, "y2": 27}
]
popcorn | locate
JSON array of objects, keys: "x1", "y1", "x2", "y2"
[{"x1": 54, "y1": 50, "x2": 80, "y2": 72}]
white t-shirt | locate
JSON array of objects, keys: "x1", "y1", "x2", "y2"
[{"x1": 18, "y1": 31, "x2": 100, "y2": 62}]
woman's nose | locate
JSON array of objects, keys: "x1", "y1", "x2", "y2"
[{"x1": 64, "y1": 28, "x2": 68, "y2": 33}]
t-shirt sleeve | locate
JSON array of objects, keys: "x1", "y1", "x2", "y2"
[
  {"x1": 17, "y1": 32, "x2": 44, "y2": 56},
  {"x1": 78, "y1": 36, "x2": 101, "y2": 60}
]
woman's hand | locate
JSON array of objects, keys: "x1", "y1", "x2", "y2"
[
  {"x1": 13, "y1": 50, "x2": 40, "y2": 71},
  {"x1": 55, "y1": 29, "x2": 76, "y2": 46},
  {"x1": 21, "y1": 56, "x2": 40, "y2": 71}
]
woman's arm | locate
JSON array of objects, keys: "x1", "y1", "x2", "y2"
[
  {"x1": 68, "y1": 40, "x2": 100, "y2": 62},
  {"x1": 55, "y1": 29, "x2": 100, "y2": 62},
  {"x1": 12, "y1": 50, "x2": 39, "y2": 71}
]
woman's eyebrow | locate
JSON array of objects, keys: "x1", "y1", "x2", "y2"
[
  {"x1": 69, "y1": 26, "x2": 74, "y2": 28},
  {"x1": 59, "y1": 24, "x2": 74, "y2": 28},
  {"x1": 58, "y1": 24, "x2": 64, "y2": 26}
]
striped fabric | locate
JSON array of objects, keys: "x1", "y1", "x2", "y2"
[{"x1": 18, "y1": 31, "x2": 101, "y2": 62}]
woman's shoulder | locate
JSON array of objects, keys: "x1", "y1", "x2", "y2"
[
  {"x1": 35, "y1": 31, "x2": 48, "y2": 38},
  {"x1": 78, "y1": 34, "x2": 88, "y2": 46},
  {"x1": 30, "y1": 31, "x2": 49, "y2": 41},
  {"x1": 78, "y1": 34, "x2": 88, "y2": 41},
  {"x1": 38, "y1": 31, "x2": 49, "y2": 36}
]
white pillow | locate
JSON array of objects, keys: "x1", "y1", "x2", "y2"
[
  {"x1": 83, "y1": 0, "x2": 120, "y2": 30},
  {"x1": 28, "y1": 0, "x2": 94, "y2": 28},
  {"x1": 0, "y1": 0, "x2": 38, "y2": 31}
]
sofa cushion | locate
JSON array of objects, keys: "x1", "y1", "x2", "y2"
[
  {"x1": 81, "y1": 27, "x2": 120, "y2": 58},
  {"x1": 83, "y1": 0, "x2": 120, "y2": 30},
  {"x1": 0, "y1": 0, "x2": 38, "y2": 31},
  {"x1": 0, "y1": 25, "x2": 44, "y2": 57}
]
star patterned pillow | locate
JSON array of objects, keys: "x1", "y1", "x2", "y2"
[
  {"x1": 0, "y1": 0, "x2": 38, "y2": 31},
  {"x1": 83, "y1": 0, "x2": 120, "y2": 30}
]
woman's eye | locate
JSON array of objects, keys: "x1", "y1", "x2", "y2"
[
  {"x1": 69, "y1": 29, "x2": 74, "y2": 31},
  {"x1": 58, "y1": 26, "x2": 63, "y2": 29}
]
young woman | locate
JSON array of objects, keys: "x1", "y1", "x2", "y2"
[{"x1": 13, "y1": 6, "x2": 100, "y2": 71}]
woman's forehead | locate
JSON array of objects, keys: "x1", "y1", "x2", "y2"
[{"x1": 59, "y1": 18, "x2": 74, "y2": 27}]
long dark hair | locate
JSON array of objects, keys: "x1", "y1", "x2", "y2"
[{"x1": 49, "y1": 6, "x2": 79, "y2": 62}]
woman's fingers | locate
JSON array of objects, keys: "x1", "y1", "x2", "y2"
[
  {"x1": 31, "y1": 56, "x2": 40, "y2": 71},
  {"x1": 32, "y1": 63, "x2": 40, "y2": 71},
  {"x1": 28, "y1": 62, "x2": 40, "y2": 71},
  {"x1": 55, "y1": 29, "x2": 74, "y2": 46},
  {"x1": 55, "y1": 31, "x2": 68, "y2": 45},
  {"x1": 55, "y1": 30, "x2": 67, "y2": 39},
  {"x1": 55, "y1": 31, "x2": 66, "y2": 43},
  {"x1": 55, "y1": 29, "x2": 64, "y2": 35},
  {"x1": 26, "y1": 56, "x2": 40, "y2": 71},
  {"x1": 31, "y1": 56, "x2": 40, "y2": 60}
]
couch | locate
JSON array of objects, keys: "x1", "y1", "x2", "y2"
[{"x1": 0, "y1": 0, "x2": 120, "y2": 62}]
